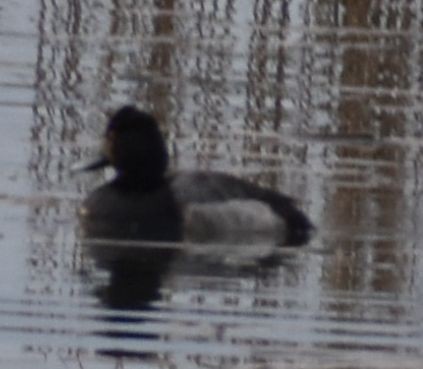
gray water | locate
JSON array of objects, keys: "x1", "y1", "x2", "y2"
[{"x1": 1, "y1": 0, "x2": 423, "y2": 368}]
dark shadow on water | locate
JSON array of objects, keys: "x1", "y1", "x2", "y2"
[
  {"x1": 84, "y1": 243, "x2": 179, "y2": 360},
  {"x1": 94, "y1": 249, "x2": 178, "y2": 310}
]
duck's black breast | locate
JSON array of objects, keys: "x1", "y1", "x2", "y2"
[{"x1": 80, "y1": 181, "x2": 183, "y2": 241}]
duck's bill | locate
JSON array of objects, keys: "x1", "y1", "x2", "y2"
[{"x1": 71, "y1": 156, "x2": 110, "y2": 172}]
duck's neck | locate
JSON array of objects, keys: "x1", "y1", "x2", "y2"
[{"x1": 113, "y1": 171, "x2": 166, "y2": 192}]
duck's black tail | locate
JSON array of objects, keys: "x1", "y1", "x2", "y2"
[{"x1": 261, "y1": 191, "x2": 315, "y2": 246}]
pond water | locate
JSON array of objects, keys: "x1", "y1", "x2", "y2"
[{"x1": 0, "y1": 0, "x2": 423, "y2": 368}]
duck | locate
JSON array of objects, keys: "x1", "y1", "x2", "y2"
[{"x1": 79, "y1": 105, "x2": 314, "y2": 246}]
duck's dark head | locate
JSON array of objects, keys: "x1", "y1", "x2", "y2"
[{"x1": 83, "y1": 106, "x2": 169, "y2": 189}]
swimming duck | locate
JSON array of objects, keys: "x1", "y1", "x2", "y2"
[{"x1": 79, "y1": 106, "x2": 314, "y2": 246}]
